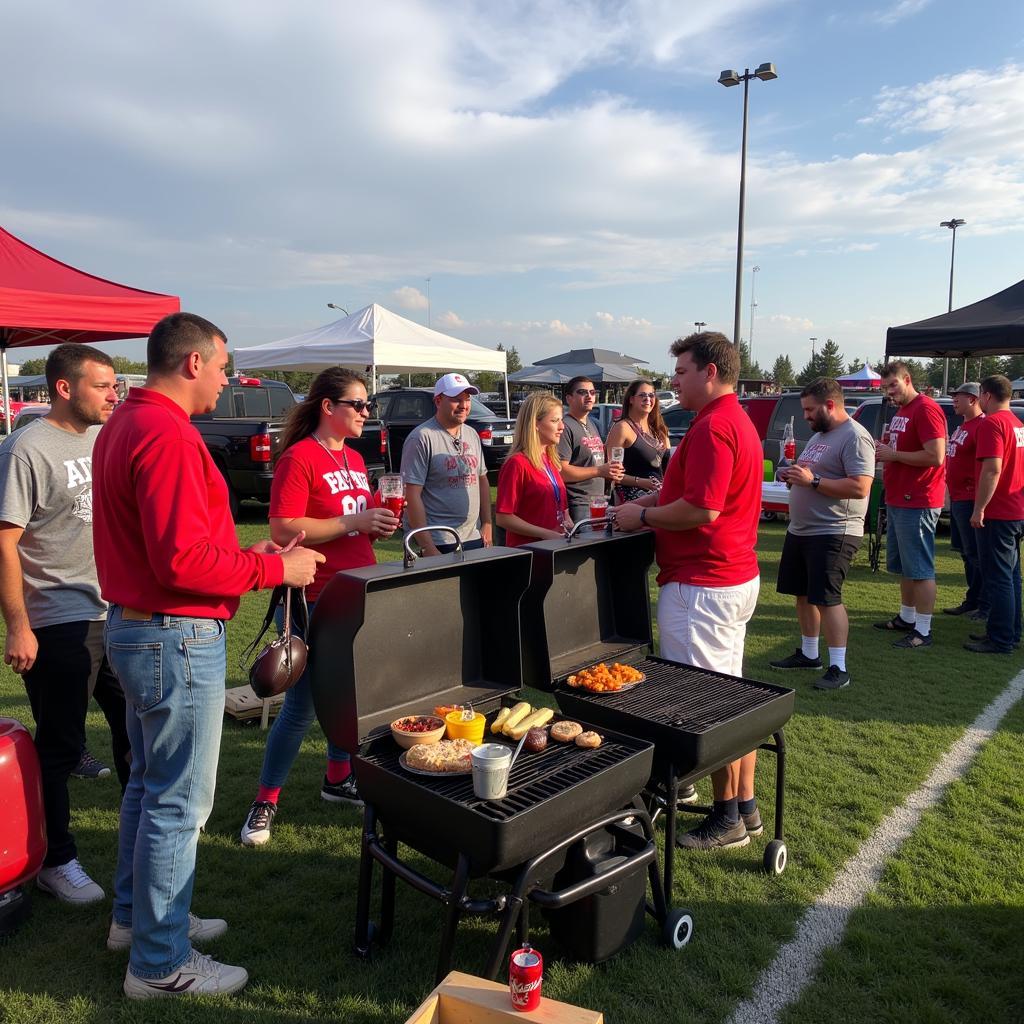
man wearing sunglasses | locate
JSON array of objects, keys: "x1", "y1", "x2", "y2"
[
  {"x1": 558, "y1": 376, "x2": 624, "y2": 523},
  {"x1": 402, "y1": 373, "x2": 492, "y2": 556}
]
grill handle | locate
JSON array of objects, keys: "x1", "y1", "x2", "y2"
[
  {"x1": 564, "y1": 517, "x2": 614, "y2": 542},
  {"x1": 403, "y1": 526, "x2": 464, "y2": 568}
]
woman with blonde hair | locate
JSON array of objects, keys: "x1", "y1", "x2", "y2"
[
  {"x1": 606, "y1": 379, "x2": 669, "y2": 503},
  {"x1": 496, "y1": 392, "x2": 571, "y2": 545}
]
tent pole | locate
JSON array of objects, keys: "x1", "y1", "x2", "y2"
[
  {"x1": 503, "y1": 373, "x2": 510, "y2": 418},
  {"x1": 1, "y1": 342, "x2": 11, "y2": 436},
  {"x1": 371, "y1": 364, "x2": 376, "y2": 396}
]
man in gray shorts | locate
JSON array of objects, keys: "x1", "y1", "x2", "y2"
[
  {"x1": 771, "y1": 378, "x2": 875, "y2": 689},
  {"x1": 402, "y1": 372, "x2": 492, "y2": 556}
]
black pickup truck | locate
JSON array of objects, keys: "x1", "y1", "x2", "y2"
[
  {"x1": 373, "y1": 387, "x2": 516, "y2": 473},
  {"x1": 192, "y1": 376, "x2": 387, "y2": 519}
]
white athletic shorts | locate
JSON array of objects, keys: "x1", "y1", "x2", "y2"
[{"x1": 656, "y1": 576, "x2": 760, "y2": 677}]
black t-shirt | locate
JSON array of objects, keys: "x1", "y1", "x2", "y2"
[{"x1": 558, "y1": 415, "x2": 605, "y2": 508}]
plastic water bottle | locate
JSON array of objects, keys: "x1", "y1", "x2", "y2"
[{"x1": 776, "y1": 417, "x2": 796, "y2": 486}]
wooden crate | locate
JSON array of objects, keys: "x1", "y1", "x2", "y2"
[
  {"x1": 224, "y1": 685, "x2": 283, "y2": 727},
  {"x1": 404, "y1": 971, "x2": 603, "y2": 1024}
]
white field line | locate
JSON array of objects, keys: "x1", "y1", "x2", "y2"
[{"x1": 728, "y1": 668, "x2": 1024, "y2": 1024}]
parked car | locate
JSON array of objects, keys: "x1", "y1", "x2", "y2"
[
  {"x1": 373, "y1": 387, "x2": 515, "y2": 473},
  {"x1": 192, "y1": 375, "x2": 386, "y2": 519},
  {"x1": 850, "y1": 395, "x2": 1024, "y2": 444},
  {"x1": 657, "y1": 390, "x2": 678, "y2": 410},
  {"x1": 561, "y1": 403, "x2": 622, "y2": 442},
  {"x1": 662, "y1": 405, "x2": 695, "y2": 449},
  {"x1": 10, "y1": 405, "x2": 50, "y2": 431}
]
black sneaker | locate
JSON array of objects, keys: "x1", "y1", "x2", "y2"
[
  {"x1": 942, "y1": 603, "x2": 975, "y2": 616},
  {"x1": 814, "y1": 666, "x2": 851, "y2": 690},
  {"x1": 71, "y1": 749, "x2": 111, "y2": 780},
  {"x1": 239, "y1": 801, "x2": 276, "y2": 847},
  {"x1": 969, "y1": 633, "x2": 1018, "y2": 647},
  {"x1": 963, "y1": 639, "x2": 1013, "y2": 654},
  {"x1": 968, "y1": 609, "x2": 988, "y2": 622},
  {"x1": 675, "y1": 812, "x2": 750, "y2": 850},
  {"x1": 769, "y1": 648, "x2": 823, "y2": 670},
  {"x1": 321, "y1": 775, "x2": 363, "y2": 806},
  {"x1": 892, "y1": 629, "x2": 932, "y2": 649},
  {"x1": 741, "y1": 807, "x2": 763, "y2": 837}
]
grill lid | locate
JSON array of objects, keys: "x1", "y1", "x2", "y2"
[
  {"x1": 520, "y1": 531, "x2": 655, "y2": 690},
  {"x1": 309, "y1": 545, "x2": 533, "y2": 752}
]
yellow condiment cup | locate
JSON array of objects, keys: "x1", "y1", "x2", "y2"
[{"x1": 445, "y1": 710, "x2": 486, "y2": 744}]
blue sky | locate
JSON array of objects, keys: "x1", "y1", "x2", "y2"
[{"x1": 3, "y1": 0, "x2": 1023, "y2": 377}]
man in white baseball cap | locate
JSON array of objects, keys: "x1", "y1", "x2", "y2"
[{"x1": 402, "y1": 373, "x2": 492, "y2": 555}]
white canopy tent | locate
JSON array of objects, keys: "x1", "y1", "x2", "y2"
[{"x1": 234, "y1": 303, "x2": 508, "y2": 404}]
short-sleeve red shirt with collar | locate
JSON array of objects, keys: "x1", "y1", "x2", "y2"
[
  {"x1": 496, "y1": 451, "x2": 568, "y2": 547},
  {"x1": 654, "y1": 392, "x2": 761, "y2": 588},
  {"x1": 945, "y1": 414, "x2": 985, "y2": 502},
  {"x1": 974, "y1": 409, "x2": 1024, "y2": 521},
  {"x1": 884, "y1": 394, "x2": 947, "y2": 508}
]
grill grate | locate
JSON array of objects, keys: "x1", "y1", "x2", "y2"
[
  {"x1": 563, "y1": 656, "x2": 782, "y2": 732},
  {"x1": 359, "y1": 737, "x2": 640, "y2": 823}
]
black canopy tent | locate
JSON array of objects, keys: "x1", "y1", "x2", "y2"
[{"x1": 886, "y1": 277, "x2": 1024, "y2": 358}]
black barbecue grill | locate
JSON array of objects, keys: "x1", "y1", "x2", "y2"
[
  {"x1": 522, "y1": 525, "x2": 795, "y2": 892},
  {"x1": 310, "y1": 529, "x2": 690, "y2": 983}
]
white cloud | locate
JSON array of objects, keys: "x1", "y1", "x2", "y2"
[
  {"x1": 436, "y1": 310, "x2": 464, "y2": 328},
  {"x1": 768, "y1": 314, "x2": 815, "y2": 331},
  {"x1": 870, "y1": 0, "x2": 933, "y2": 27},
  {"x1": 392, "y1": 286, "x2": 429, "y2": 311}
]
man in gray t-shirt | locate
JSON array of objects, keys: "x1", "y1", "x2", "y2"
[
  {"x1": 771, "y1": 378, "x2": 875, "y2": 691},
  {"x1": 0, "y1": 344, "x2": 130, "y2": 905},
  {"x1": 402, "y1": 373, "x2": 492, "y2": 556},
  {"x1": 557, "y1": 376, "x2": 624, "y2": 522}
]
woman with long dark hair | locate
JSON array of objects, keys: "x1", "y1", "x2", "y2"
[
  {"x1": 496, "y1": 392, "x2": 571, "y2": 545},
  {"x1": 606, "y1": 379, "x2": 669, "y2": 503},
  {"x1": 239, "y1": 368, "x2": 399, "y2": 847}
]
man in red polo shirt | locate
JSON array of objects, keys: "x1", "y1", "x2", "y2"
[
  {"x1": 942, "y1": 382, "x2": 987, "y2": 619},
  {"x1": 92, "y1": 313, "x2": 322, "y2": 999},
  {"x1": 873, "y1": 362, "x2": 946, "y2": 649},
  {"x1": 614, "y1": 331, "x2": 762, "y2": 851},
  {"x1": 965, "y1": 374, "x2": 1024, "y2": 654}
]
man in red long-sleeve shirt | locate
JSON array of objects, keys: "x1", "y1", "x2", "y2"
[{"x1": 92, "y1": 313, "x2": 322, "y2": 1000}]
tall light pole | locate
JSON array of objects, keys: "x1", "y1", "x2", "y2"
[
  {"x1": 940, "y1": 218, "x2": 966, "y2": 390},
  {"x1": 809, "y1": 337, "x2": 817, "y2": 370},
  {"x1": 749, "y1": 265, "x2": 760, "y2": 367},
  {"x1": 694, "y1": 321, "x2": 707, "y2": 332},
  {"x1": 719, "y1": 62, "x2": 778, "y2": 347},
  {"x1": 425, "y1": 276, "x2": 432, "y2": 329},
  {"x1": 327, "y1": 303, "x2": 349, "y2": 315}
]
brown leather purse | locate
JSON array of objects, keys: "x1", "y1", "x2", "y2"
[{"x1": 241, "y1": 586, "x2": 309, "y2": 699}]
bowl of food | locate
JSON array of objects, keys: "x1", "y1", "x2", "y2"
[{"x1": 390, "y1": 715, "x2": 446, "y2": 749}]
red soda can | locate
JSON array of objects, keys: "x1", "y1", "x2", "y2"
[
  {"x1": 509, "y1": 945, "x2": 543, "y2": 1011},
  {"x1": 784, "y1": 440, "x2": 796, "y2": 461}
]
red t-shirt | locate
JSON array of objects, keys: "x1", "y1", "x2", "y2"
[
  {"x1": 92, "y1": 388, "x2": 283, "y2": 618},
  {"x1": 945, "y1": 415, "x2": 984, "y2": 502},
  {"x1": 654, "y1": 393, "x2": 761, "y2": 588},
  {"x1": 974, "y1": 409, "x2": 1024, "y2": 521},
  {"x1": 884, "y1": 394, "x2": 947, "y2": 508},
  {"x1": 270, "y1": 437, "x2": 375, "y2": 602},
  {"x1": 496, "y1": 451, "x2": 568, "y2": 547}
]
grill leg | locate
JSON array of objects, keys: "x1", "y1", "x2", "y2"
[
  {"x1": 378, "y1": 834, "x2": 398, "y2": 945},
  {"x1": 663, "y1": 765, "x2": 678, "y2": 900},
  {"x1": 353, "y1": 805, "x2": 378, "y2": 960},
  {"x1": 435, "y1": 853, "x2": 470, "y2": 985},
  {"x1": 484, "y1": 894, "x2": 524, "y2": 981},
  {"x1": 773, "y1": 729, "x2": 786, "y2": 842},
  {"x1": 516, "y1": 901, "x2": 530, "y2": 946}
]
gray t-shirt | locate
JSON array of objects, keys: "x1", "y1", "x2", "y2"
[
  {"x1": 0, "y1": 418, "x2": 106, "y2": 628},
  {"x1": 400, "y1": 417, "x2": 487, "y2": 544},
  {"x1": 558, "y1": 414, "x2": 605, "y2": 513},
  {"x1": 788, "y1": 417, "x2": 875, "y2": 537}
]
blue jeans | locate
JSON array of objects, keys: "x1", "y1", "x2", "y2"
[
  {"x1": 104, "y1": 607, "x2": 226, "y2": 979},
  {"x1": 975, "y1": 518, "x2": 1024, "y2": 651},
  {"x1": 949, "y1": 499, "x2": 988, "y2": 612},
  {"x1": 259, "y1": 599, "x2": 348, "y2": 790}
]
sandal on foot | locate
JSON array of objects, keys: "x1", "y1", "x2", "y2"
[{"x1": 873, "y1": 615, "x2": 915, "y2": 632}]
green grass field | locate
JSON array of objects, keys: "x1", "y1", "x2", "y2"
[{"x1": 1, "y1": 510, "x2": 1022, "y2": 1023}]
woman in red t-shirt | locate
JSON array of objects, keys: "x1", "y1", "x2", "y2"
[
  {"x1": 240, "y1": 368, "x2": 399, "y2": 847},
  {"x1": 496, "y1": 392, "x2": 571, "y2": 545}
]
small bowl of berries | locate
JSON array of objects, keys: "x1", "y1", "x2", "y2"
[{"x1": 390, "y1": 715, "x2": 446, "y2": 749}]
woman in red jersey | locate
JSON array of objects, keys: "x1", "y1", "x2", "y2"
[
  {"x1": 239, "y1": 368, "x2": 399, "y2": 847},
  {"x1": 496, "y1": 392, "x2": 571, "y2": 545}
]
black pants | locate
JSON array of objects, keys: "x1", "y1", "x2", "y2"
[{"x1": 22, "y1": 619, "x2": 131, "y2": 867}]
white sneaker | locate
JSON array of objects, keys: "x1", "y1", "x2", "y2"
[
  {"x1": 240, "y1": 800, "x2": 276, "y2": 847},
  {"x1": 123, "y1": 949, "x2": 249, "y2": 999},
  {"x1": 36, "y1": 859, "x2": 105, "y2": 905},
  {"x1": 107, "y1": 912, "x2": 228, "y2": 951}
]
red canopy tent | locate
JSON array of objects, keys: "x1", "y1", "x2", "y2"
[{"x1": 0, "y1": 225, "x2": 180, "y2": 430}]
